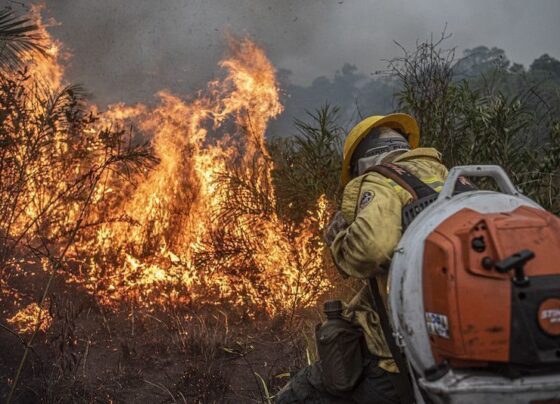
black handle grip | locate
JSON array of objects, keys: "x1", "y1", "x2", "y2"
[{"x1": 495, "y1": 249, "x2": 535, "y2": 286}]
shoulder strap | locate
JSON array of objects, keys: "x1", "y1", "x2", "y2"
[
  {"x1": 362, "y1": 162, "x2": 475, "y2": 404},
  {"x1": 363, "y1": 163, "x2": 434, "y2": 403},
  {"x1": 368, "y1": 277, "x2": 415, "y2": 404},
  {"x1": 367, "y1": 162, "x2": 476, "y2": 200},
  {"x1": 366, "y1": 162, "x2": 438, "y2": 201}
]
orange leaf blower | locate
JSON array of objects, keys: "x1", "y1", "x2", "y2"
[{"x1": 388, "y1": 165, "x2": 560, "y2": 403}]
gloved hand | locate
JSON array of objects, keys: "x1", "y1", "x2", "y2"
[{"x1": 324, "y1": 211, "x2": 348, "y2": 246}]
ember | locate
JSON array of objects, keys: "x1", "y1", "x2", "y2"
[{"x1": 7, "y1": 303, "x2": 51, "y2": 335}]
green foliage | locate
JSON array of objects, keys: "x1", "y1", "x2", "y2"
[
  {"x1": 269, "y1": 104, "x2": 343, "y2": 222},
  {"x1": 454, "y1": 45, "x2": 510, "y2": 79},
  {"x1": 385, "y1": 37, "x2": 462, "y2": 165},
  {"x1": 530, "y1": 54, "x2": 560, "y2": 78},
  {"x1": 387, "y1": 34, "x2": 560, "y2": 213}
]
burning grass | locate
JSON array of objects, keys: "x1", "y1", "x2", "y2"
[
  {"x1": 67, "y1": 36, "x2": 333, "y2": 316},
  {"x1": 6, "y1": 303, "x2": 51, "y2": 335},
  {"x1": 0, "y1": 6, "x2": 336, "y2": 402}
]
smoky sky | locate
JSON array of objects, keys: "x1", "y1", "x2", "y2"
[{"x1": 28, "y1": 0, "x2": 560, "y2": 108}]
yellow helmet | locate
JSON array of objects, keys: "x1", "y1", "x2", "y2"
[{"x1": 341, "y1": 113, "x2": 420, "y2": 186}]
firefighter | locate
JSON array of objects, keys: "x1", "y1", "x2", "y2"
[{"x1": 276, "y1": 113, "x2": 448, "y2": 404}]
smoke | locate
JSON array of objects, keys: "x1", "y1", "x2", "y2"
[
  {"x1": 37, "y1": 0, "x2": 337, "y2": 105},
  {"x1": 30, "y1": 0, "x2": 560, "y2": 110}
]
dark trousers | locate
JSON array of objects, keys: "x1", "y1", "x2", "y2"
[{"x1": 275, "y1": 359, "x2": 401, "y2": 404}]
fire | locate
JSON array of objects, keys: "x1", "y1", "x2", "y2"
[
  {"x1": 3, "y1": 8, "x2": 333, "y2": 321},
  {"x1": 7, "y1": 303, "x2": 52, "y2": 335},
  {"x1": 20, "y1": 4, "x2": 65, "y2": 89},
  {"x1": 81, "y1": 38, "x2": 332, "y2": 315}
]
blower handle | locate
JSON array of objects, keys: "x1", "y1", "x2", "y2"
[{"x1": 439, "y1": 165, "x2": 520, "y2": 200}]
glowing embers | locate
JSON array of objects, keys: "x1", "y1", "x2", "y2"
[
  {"x1": 7, "y1": 303, "x2": 52, "y2": 335},
  {"x1": 5, "y1": 6, "x2": 332, "y2": 319}
]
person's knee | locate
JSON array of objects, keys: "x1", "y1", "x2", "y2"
[
  {"x1": 351, "y1": 364, "x2": 400, "y2": 404},
  {"x1": 275, "y1": 366, "x2": 334, "y2": 404},
  {"x1": 275, "y1": 381, "x2": 298, "y2": 404}
]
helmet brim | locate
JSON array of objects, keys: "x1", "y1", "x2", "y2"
[{"x1": 341, "y1": 113, "x2": 420, "y2": 186}]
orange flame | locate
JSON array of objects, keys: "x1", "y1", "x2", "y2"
[
  {"x1": 7, "y1": 303, "x2": 51, "y2": 335},
  {"x1": 22, "y1": 4, "x2": 65, "y2": 90},
  {"x1": 6, "y1": 9, "x2": 332, "y2": 318}
]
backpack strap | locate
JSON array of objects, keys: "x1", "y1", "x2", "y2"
[
  {"x1": 366, "y1": 162, "x2": 438, "y2": 201},
  {"x1": 368, "y1": 277, "x2": 415, "y2": 404},
  {"x1": 366, "y1": 163, "x2": 476, "y2": 229}
]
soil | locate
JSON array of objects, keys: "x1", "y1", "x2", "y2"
[{"x1": 0, "y1": 269, "x2": 323, "y2": 403}]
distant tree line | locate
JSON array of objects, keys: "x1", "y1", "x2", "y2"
[{"x1": 271, "y1": 36, "x2": 560, "y2": 217}]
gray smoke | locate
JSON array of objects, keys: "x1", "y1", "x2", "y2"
[
  {"x1": 38, "y1": 0, "x2": 341, "y2": 105},
  {"x1": 24, "y1": 1, "x2": 560, "y2": 112}
]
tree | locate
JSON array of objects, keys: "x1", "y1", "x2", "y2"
[
  {"x1": 530, "y1": 54, "x2": 560, "y2": 78},
  {"x1": 386, "y1": 36, "x2": 560, "y2": 213},
  {"x1": 269, "y1": 104, "x2": 343, "y2": 222},
  {"x1": 454, "y1": 46, "x2": 510, "y2": 79}
]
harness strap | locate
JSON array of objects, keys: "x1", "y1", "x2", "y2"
[
  {"x1": 367, "y1": 162, "x2": 437, "y2": 200},
  {"x1": 367, "y1": 163, "x2": 476, "y2": 229},
  {"x1": 368, "y1": 277, "x2": 415, "y2": 404},
  {"x1": 363, "y1": 162, "x2": 475, "y2": 403}
]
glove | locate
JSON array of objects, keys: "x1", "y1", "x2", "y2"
[{"x1": 324, "y1": 211, "x2": 348, "y2": 247}]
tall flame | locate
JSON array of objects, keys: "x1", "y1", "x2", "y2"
[
  {"x1": 22, "y1": 4, "x2": 65, "y2": 89},
  {"x1": 5, "y1": 9, "x2": 332, "y2": 324}
]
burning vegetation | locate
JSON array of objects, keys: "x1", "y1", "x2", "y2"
[
  {"x1": 3, "y1": 3, "x2": 557, "y2": 403},
  {"x1": 70, "y1": 35, "x2": 332, "y2": 315},
  {"x1": 0, "y1": 7, "x2": 337, "y2": 401},
  {"x1": 1, "y1": 5, "x2": 333, "y2": 331}
]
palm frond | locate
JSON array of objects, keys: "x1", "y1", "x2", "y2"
[{"x1": 0, "y1": 7, "x2": 46, "y2": 71}]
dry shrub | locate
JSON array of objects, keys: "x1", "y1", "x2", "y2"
[{"x1": 171, "y1": 312, "x2": 231, "y2": 362}]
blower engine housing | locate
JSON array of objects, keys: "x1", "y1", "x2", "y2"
[{"x1": 388, "y1": 166, "x2": 560, "y2": 404}]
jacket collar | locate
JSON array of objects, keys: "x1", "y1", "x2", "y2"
[{"x1": 392, "y1": 147, "x2": 442, "y2": 162}]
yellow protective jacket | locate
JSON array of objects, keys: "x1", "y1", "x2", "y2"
[{"x1": 330, "y1": 147, "x2": 448, "y2": 372}]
